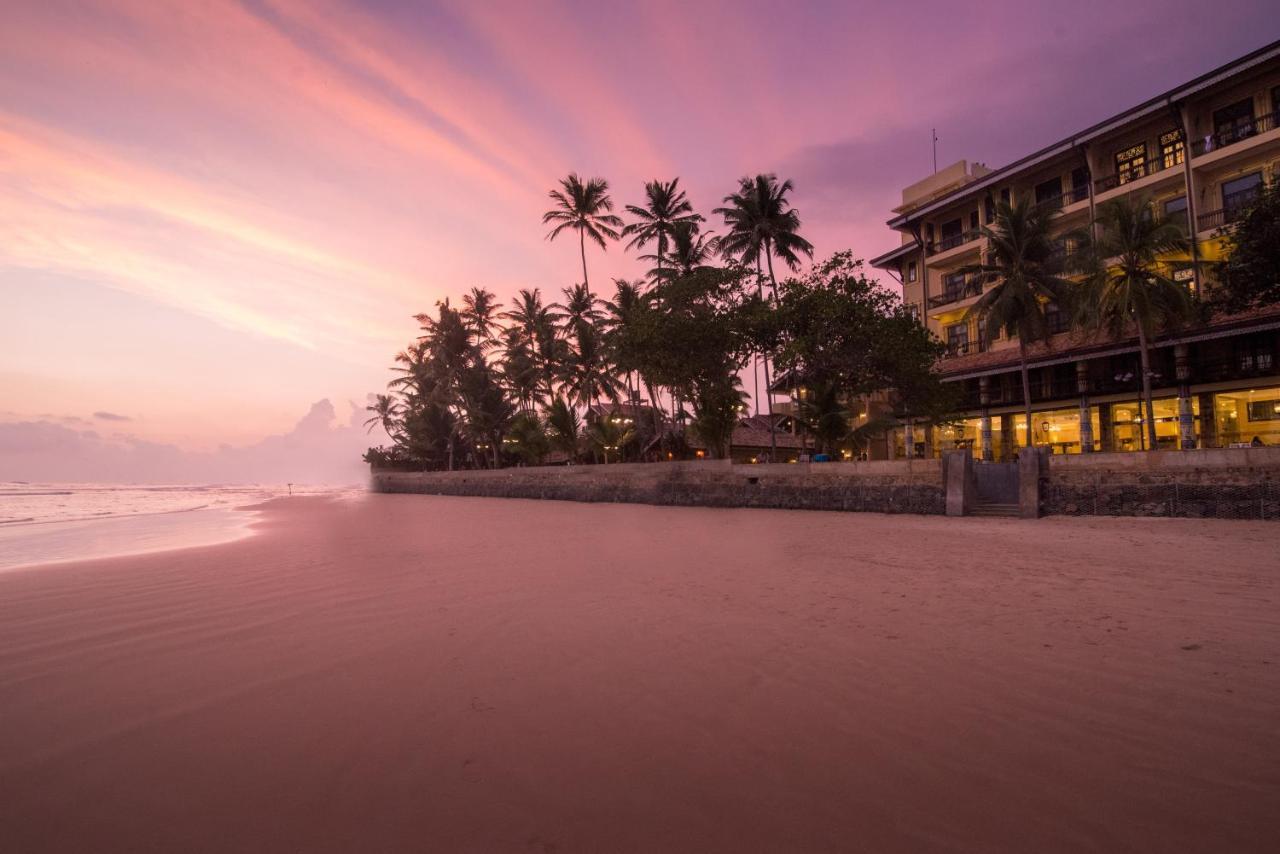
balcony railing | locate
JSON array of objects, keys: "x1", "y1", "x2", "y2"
[
  {"x1": 927, "y1": 229, "x2": 981, "y2": 255},
  {"x1": 1191, "y1": 111, "x2": 1279, "y2": 157},
  {"x1": 1093, "y1": 154, "x2": 1174, "y2": 194},
  {"x1": 944, "y1": 339, "x2": 987, "y2": 357},
  {"x1": 1196, "y1": 187, "x2": 1261, "y2": 231},
  {"x1": 1034, "y1": 183, "x2": 1090, "y2": 212},
  {"x1": 927, "y1": 281, "x2": 982, "y2": 309}
]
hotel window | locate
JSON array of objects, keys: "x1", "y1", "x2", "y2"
[
  {"x1": 1070, "y1": 167, "x2": 1089, "y2": 198},
  {"x1": 1222, "y1": 171, "x2": 1263, "y2": 216},
  {"x1": 905, "y1": 303, "x2": 921, "y2": 323},
  {"x1": 1044, "y1": 302, "x2": 1067, "y2": 335},
  {"x1": 946, "y1": 323, "x2": 968, "y2": 355},
  {"x1": 905, "y1": 261, "x2": 918, "y2": 283},
  {"x1": 999, "y1": 187, "x2": 1011, "y2": 205},
  {"x1": 1159, "y1": 129, "x2": 1185, "y2": 169},
  {"x1": 1114, "y1": 143, "x2": 1148, "y2": 185},
  {"x1": 1162, "y1": 195, "x2": 1188, "y2": 231},
  {"x1": 1035, "y1": 176, "x2": 1063, "y2": 205},
  {"x1": 984, "y1": 194, "x2": 995, "y2": 222},
  {"x1": 1237, "y1": 335, "x2": 1275, "y2": 374},
  {"x1": 941, "y1": 271, "x2": 966, "y2": 300},
  {"x1": 1213, "y1": 98, "x2": 1255, "y2": 144},
  {"x1": 969, "y1": 210, "x2": 980, "y2": 231}
]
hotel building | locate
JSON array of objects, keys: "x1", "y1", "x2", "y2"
[{"x1": 866, "y1": 41, "x2": 1280, "y2": 460}]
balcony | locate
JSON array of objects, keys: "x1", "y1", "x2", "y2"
[
  {"x1": 1191, "y1": 111, "x2": 1279, "y2": 157},
  {"x1": 1093, "y1": 155, "x2": 1177, "y2": 194},
  {"x1": 944, "y1": 339, "x2": 987, "y2": 358},
  {"x1": 1196, "y1": 186, "x2": 1261, "y2": 232},
  {"x1": 927, "y1": 280, "x2": 982, "y2": 309},
  {"x1": 927, "y1": 228, "x2": 981, "y2": 256},
  {"x1": 1034, "y1": 184, "x2": 1090, "y2": 212}
]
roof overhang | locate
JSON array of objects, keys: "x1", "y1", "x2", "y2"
[
  {"x1": 886, "y1": 39, "x2": 1280, "y2": 231},
  {"x1": 869, "y1": 242, "x2": 920, "y2": 269}
]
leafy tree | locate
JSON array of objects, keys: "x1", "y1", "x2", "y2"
[
  {"x1": 959, "y1": 198, "x2": 1070, "y2": 447},
  {"x1": 1212, "y1": 180, "x2": 1280, "y2": 313},
  {"x1": 623, "y1": 178, "x2": 703, "y2": 276},
  {"x1": 542, "y1": 173, "x2": 622, "y2": 299},
  {"x1": 768, "y1": 252, "x2": 953, "y2": 427},
  {"x1": 689, "y1": 375, "x2": 746, "y2": 459},
  {"x1": 625, "y1": 266, "x2": 754, "y2": 457},
  {"x1": 1077, "y1": 196, "x2": 1193, "y2": 450}
]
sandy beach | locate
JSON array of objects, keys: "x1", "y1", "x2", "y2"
[{"x1": 1, "y1": 494, "x2": 1277, "y2": 853}]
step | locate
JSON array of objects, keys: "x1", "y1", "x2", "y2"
[{"x1": 970, "y1": 503, "x2": 1020, "y2": 517}]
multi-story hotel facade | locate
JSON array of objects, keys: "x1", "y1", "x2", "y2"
[{"x1": 866, "y1": 41, "x2": 1280, "y2": 460}]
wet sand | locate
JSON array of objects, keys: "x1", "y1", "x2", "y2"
[{"x1": 1, "y1": 495, "x2": 1277, "y2": 853}]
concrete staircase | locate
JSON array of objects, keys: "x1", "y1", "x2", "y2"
[{"x1": 970, "y1": 502, "x2": 1019, "y2": 518}]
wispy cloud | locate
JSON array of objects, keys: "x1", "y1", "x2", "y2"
[{"x1": 0, "y1": 0, "x2": 1272, "y2": 461}]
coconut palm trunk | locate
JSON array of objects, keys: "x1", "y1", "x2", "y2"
[
  {"x1": 579, "y1": 230, "x2": 590, "y2": 296},
  {"x1": 1135, "y1": 321, "x2": 1159, "y2": 451},
  {"x1": 760, "y1": 251, "x2": 779, "y2": 461},
  {"x1": 1018, "y1": 337, "x2": 1033, "y2": 448}
]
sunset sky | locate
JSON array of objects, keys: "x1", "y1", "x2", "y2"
[{"x1": 1, "y1": 1, "x2": 1274, "y2": 475}]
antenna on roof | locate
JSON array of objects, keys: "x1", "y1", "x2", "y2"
[{"x1": 932, "y1": 128, "x2": 938, "y2": 174}]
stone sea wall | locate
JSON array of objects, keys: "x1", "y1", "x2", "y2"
[
  {"x1": 1042, "y1": 448, "x2": 1280, "y2": 520},
  {"x1": 371, "y1": 459, "x2": 946, "y2": 515}
]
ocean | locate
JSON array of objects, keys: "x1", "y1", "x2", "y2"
[{"x1": 0, "y1": 483, "x2": 357, "y2": 571}]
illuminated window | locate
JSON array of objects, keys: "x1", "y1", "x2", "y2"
[
  {"x1": 1114, "y1": 143, "x2": 1148, "y2": 185},
  {"x1": 1159, "y1": 129, "x2": 1184, "y2": 169}
]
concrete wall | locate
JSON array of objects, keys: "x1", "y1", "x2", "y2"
[
  {"x1": 372, "y1": 449, "x2": 1280, "y2": 520},
  {"x1": 372, "y1": 459, "x2": 946, "y2": 515},
  {"x1": 1044, "y1": 448, "x2": 1280, "y2": 519}
]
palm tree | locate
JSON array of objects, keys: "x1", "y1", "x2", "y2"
[
  {"x1": 461, "y1": 287, "x2": 502, "y2": 352},
  {"x1": 1078, "y1": 196, "x2": 1193, "y2": 451},
  {"x1": 505, "y1": 411, "x2": 550, "y2": 466},
  {"x1": 960, "y1": 197, "x2": 1071, "y2": 448},
  {"x1": 715, "y1": 174, "x2": 814, "y2": 293},
  {"x1": 363, "y1": 394, "x2": 402, "y2": 437},
  {"x1": 501, "y1": 289, "x2": 565, "y2": 404},
  {"x1": 795, "y1": 381, "x2": 850, "y2": 456},
  {"x1": 498, "y1": 327, "x2": 542, "y2": 413},
  {"x1": 714, "y1": 174, "x2": 814, "y2": 459},
  {"x1": 623, "y1": 178, "x2": 703, "y2": 276},
  {"x1": 542, "y1": 173, "x2": 623, "y2": 299},
  {"x1": 545, "y1": 397, "x2": 582, "y2": 463},
  {"x1": 644, "y1": 222, "x2": 718, "y2": 281},
  {"x1": 555, "y1": 282, "x2": 604, "y2": 329},
  {"x1": 561, "y1": 320, "x2": 621, "y2": 410},
  {"x1": 586, "y1": 414, "x2": 636, "y2": 464}
]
